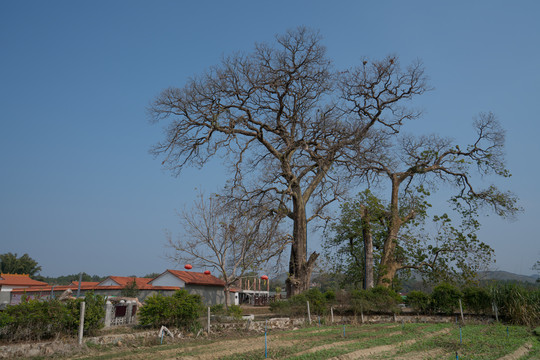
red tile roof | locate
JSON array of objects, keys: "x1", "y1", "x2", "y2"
[
  {"x1": 70, "y1": 281, "x2": 100, "y2": 286},
  {"x1": 11, "y1": 284, "x2": 181, "y2": 293},
  {"x1": 0, "y1": 274, "x2": 48, "y2": 287},
  {"x1": 100, "y1": 276, "x2": 153, "y2": 288},
  {"x1": 166, "y1": 269, "x2": 226, "y2": 287}
]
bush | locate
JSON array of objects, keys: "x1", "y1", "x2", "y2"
[
  {"x1": 304, "y1": 288, "x2": 328, "y2": 315},
  {"x1": 406, "y1": 290, "x2": 430, "y2": 314},
  {"x1": 431, "y1": 283, "x2": 462, "y2": 315},
  {"x1": 64, "y1": 291, "x2": 106, "y2": 335},
  {"x1": 351, "y1": 286, "x2": 401, "y2": 314},
  {"x1": 139, "y1": 289, "x2": 203, "y2": 330},
  {"x1": 324, "y1": 290, "x2": 336, "y2": 302},
  {"x1": 210, "y1": 304, "x2": 225, "y2": 314},
  {"x1": 227, "y1": 305, "x2": 242, "y2": 319},
  {"x1": 269, "y1": 299, "x2": 291, "y2": 314},
  {"x1": 269, "y1": 288, "x2": 330, "y2": 316},
  {"x1": 462, "y1": 286, "x2": 491, "y2": 314},
  {"x1": 0, "y1": 297, "x2": 71, "y2": 341}
]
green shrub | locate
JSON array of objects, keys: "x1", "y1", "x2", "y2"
[
  {"x1": 0, "y1": 297, "x2": 71, "y2": 341},
  {"x1": 406, "y1": 290, "x2": 430, "y2": 314},
  {"x1": 324, "y1": 290, "x2": 336, "y2": 302},
  {"x1": 462, "y1": 286, "x2": 491, "y2": 314},
  {"x1": 368, "y1": 286, "x2": 401, "y2": 312},
  {"x1": 227, "y1": 304, "x2": 242, "y2": 319},
  {"x1": 269, "y1": 288, "x2": 330, "y2": 316},
  {"x1": 350, "y1": 289, "x2": 369, "y2": 314},
  {"x1": 351, "y1": 286, "x2": 401, "y2": 314},
  {"x1": 0, "y1": 292, "x2": 105, "y2": 341},
  {"x1": 64, "y1": 291, "x2": 106, "y2": 335},
  {"x1": 431, "y1": 283, "x2": 462, "y2": 315},
  {"x1": 269, "y1": 299, "x2": 291, "y2": 314},
  {"x1": 139, "y1": 289, "x2": 203, "y2": 330},
  {"x1": 304, "y1": 288, "x2": 328, "y2": 315},
  {"x1": 210, "y1": 304, "x2": 225, "y2": 314}
]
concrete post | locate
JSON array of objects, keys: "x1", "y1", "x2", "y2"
[
  {"x1": 104, "y1": 301, "x2": 113, "y2": 328},
  {"x1": 207, "y1": 307, "x2": 211, "y2": 333},
  {"x1": 78, "y1": 301, "x2": 86, "y2": 345},
  {"x1": 126, "y1": 301, "x2": 133, "y2": 324},
  {"x1": 459, "y1": 298, "x2": 464, "y2": 324},
  {"x1": 307, "y1": 301, "x2": 311, "y2": 324}
]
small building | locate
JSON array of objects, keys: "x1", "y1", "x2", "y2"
[
  {"x1": 0, "y1": 274, "x2": 48, "y2": 308},
  {"x1": 149, "y1": 269, "x2": 228, "y2": 306}
]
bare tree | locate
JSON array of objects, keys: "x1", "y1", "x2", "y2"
[
  {"x1": 151, "y1": 27, "x2": 428, "y2": 296},
  {"x1": 167, "y1": 193, "x2": 289, "y2": 307}
]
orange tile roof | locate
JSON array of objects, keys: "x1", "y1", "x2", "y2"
[
  {"x1": 70, "y1": 281, "x2": 100, "y2": 286},
  {"x1": 166, "y1": 269, "x2": 226, "y2": 287},
  {"x1": 0, "y1": 274, "x2": 48, "y2": 287},
  {"x1": 11, "y1": 285, "x2": 181, "y2": 293},
  {"x1": 106, "y1": 276, "x2": 153, "y2": 288}
]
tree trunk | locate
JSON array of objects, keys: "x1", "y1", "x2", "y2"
[
  {"x1": 224, "y1": 287, "x2": 230, "y2": 309},
  {"x1": 361, "y1": 206, "x2": 374, "y2": 289},
  {"x1": 377, "y1": 176, "x2": 402, "y2": 287},
  {"x1": 363, "y1": 225, "x2": 374, "y2": 289},
  {"x1": 286, "y1": 193, "x2": 318, "y2": 297}
]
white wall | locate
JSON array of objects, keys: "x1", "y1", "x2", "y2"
[
  {"x1": 150, "y1": 271, "x2": 185, "y2": 287},
  {"x1": 99, "y1": 278, "x2": 121, "y2": 286}
]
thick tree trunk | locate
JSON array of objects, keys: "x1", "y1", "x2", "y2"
[
  {"x1": 286, "y1": 194, "x2": 318, "y2": 297},
  {"x1": 377, "y1": 176, "x2": 402, "y2": 287}
]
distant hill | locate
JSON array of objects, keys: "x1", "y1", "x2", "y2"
[{"x1": 477, "y1": 271, "x2": 539, "y2": 284}]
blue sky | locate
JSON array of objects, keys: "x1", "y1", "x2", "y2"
[{"x1": 1, "y1": 1, "x2": 539, "y2": 277}]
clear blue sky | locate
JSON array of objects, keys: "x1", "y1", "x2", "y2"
[{"x1": 1, "y1": 1, "x2": 539, "y2": 277}]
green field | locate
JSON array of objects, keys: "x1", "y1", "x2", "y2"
[{"x1": 67, "y1": 322, "x2": 540, "y2": 360}]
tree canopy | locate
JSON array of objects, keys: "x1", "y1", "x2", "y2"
[
  {"x1": 324, "y1": 115, "x2": 519, "y2": 288},
  {"x1": 151, "y1": 27, "x2": 428, "y2": 295},
  {"x1": 0, "y1": 253, "x2": 42, "y2": 277}
]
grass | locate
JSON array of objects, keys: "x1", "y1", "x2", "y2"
[{"x1": 45, "y1": 322, "x2": 540, "y2": 359}]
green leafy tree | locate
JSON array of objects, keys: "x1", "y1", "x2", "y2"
[
  {"x1": 360, "y1": 116, "x2": 518, "y2": 286},
  {"x1": 325, "y1": 187, "x2": 497, "y2": 288},
  {"x1": 0, "y1": 252, "x2": 41, "y2": 277}
]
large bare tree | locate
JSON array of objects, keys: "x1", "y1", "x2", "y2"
[
  {"x1": 167, "y1": 193, "x2": 289, "y2": 308},
  {"x1": 151, "y1": 27, "x2": 428, "y2": 295}
]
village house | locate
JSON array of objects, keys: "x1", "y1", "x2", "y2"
[
  {"x1": 149, "y1": 269, "x2": 229, "y2": 306},
  {"x1": 0, "y1": 274, "x2": 48, "y2": 308}
]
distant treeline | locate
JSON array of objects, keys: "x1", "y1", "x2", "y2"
[
  {"x1": 35, "y1": 272, "x2": 162, "y2": 285},
  {"x1": 35, "y1": 273, "x2": 107, "y2": 285}
]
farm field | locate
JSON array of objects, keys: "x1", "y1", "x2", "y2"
[{"x1": 69, "y1": 323, "x2": 540, "y2": 360}]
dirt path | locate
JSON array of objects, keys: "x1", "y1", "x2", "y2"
[
  {"x1": 290, "y1": 331, "x2": 402, "y2": 357},
  {"x1": 328, "y1": 328, "x2": 450, "y2": 360},
  {"x1": 106, "y1": 333, "x2": 298, "y2": 360},
  {"x1": 497, "y1": 342, "x2": 532, "y2": 360},
  {"x1": 391, "y1": 348, "x2": 446, "y2": 360}
]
